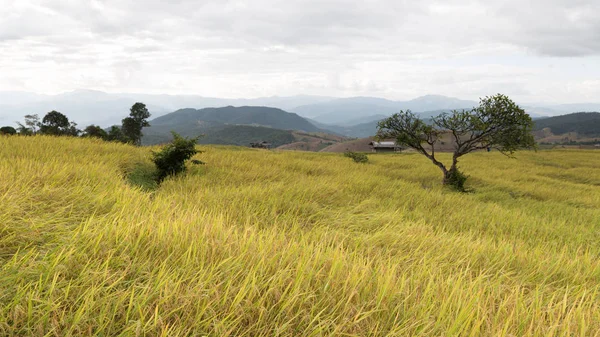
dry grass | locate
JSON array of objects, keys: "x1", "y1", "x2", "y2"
[{"x1": 1, "y1": 135, "x2": 600, "y2": 336}]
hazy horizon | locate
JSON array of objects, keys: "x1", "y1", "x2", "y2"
[{"x1": 2, "y1": 89, "x2": 600, "y2": 107}]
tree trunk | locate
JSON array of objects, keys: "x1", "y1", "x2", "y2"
[{"x1": 442, "y1": 163, "x2": 466, "y2": 191}]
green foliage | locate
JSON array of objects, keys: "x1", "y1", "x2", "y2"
[
  {"x1": 534, "y1": 112, "x2": 600, "y2": 136},
  {"x1": 0, "y1": 126, "x2": 17, "y2": 135},
  {"x1": 467, "y1": 94, "x2": 536, "y2": 154},
  {"x1": 444, "y1": 167, "x2": 468, "y2": 192},
  {"x1": 67, "y1": 122, "x2": 81, "y2": 137},
  {"x1": 15, "y1": 124, "x2": 33, "y2": 135},
  {"x1": 201, "y1": 125, "x2": 295, "y2": 148},
  {"x1": 122, "y1": 102, "x2": 151, "y2": 146},
  {"x1": 344, "y1": 151, "x2": 369, "y2": 163},
  {"x1": 152, "y1": 132, "x2": 202, "y2": 183},
  {"x1": 377, "y1": 94, "x2": 535, "y2": 190},
  {"x1": 23, "y1": 114, "x2": 40, "y2": 134},
  {"x1": 39, "y1": 111, "x2": 72, "y2": 136},
  {"x1": 83, "y1": 125, "x2": 108, "y2": 139},
  {"x1": 143, "y1": 124, "x2": 296, "y2": 147},
  {"x1": 126, "y1": 162, "x2": 159, "y2": 191},
  {"x1": 106, "y1": 126, "x2": 128, "y2": 143}
]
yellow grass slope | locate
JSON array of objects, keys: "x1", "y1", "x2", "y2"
[{"x1": 1, "y1": 136, "x2": 600, "y2": 336}]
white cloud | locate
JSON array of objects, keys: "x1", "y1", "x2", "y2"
[{"x1": 0, "y1": 0, "x2": 598, "y2": 103}]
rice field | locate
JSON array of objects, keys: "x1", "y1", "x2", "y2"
[{"x1": 1, "y1": 135, "x2": 600, "y2": 336}]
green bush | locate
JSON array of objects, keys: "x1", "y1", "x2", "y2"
[
  {"x1": 444, "y1": 168, "x2": 468, "y2": 192},
  {"x1": 152, "y1": 132, "x2": 202, "y2": 183},
  {"x1": 344, "y1": 151, "x2": 369, "y2": 163},
  {"x1": 0, "y1": 126, "x2": 17, "y2": 135}
]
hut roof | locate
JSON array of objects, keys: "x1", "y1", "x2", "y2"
[{"x1": 369, "y1": 141, "x2": 397, "y2": 148}]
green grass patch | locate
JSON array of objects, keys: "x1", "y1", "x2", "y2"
[{"x1": 125, "y1": 162, "x2": 159, "y2": 191}]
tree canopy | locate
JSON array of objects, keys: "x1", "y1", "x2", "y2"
[
  {"x1": 39, "y1": 111, "x2": 72, "y2": 136},
  {"x1": 122, "y1": 102, "x2": 151, "y2": 145},
  {"x1": 152, "y1": 132, "x2": 201, "y2": 183},
  {"x1": 376, "y1": 94, "x2": 535, "y2": 190},
  {"x1": 0, "y1": 126, "x2": 17, "y2": 135},
  {"x1": 83, "y1": 125, "x2": 108, "y2": 139}
]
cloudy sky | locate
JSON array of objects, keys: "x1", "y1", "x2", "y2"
[{"x1": 1, "y1": 0, "x2": 599, "y2": 103}]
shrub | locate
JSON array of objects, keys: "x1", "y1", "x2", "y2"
[
  {"x1": 0, "y1": 126, "x2": 17, "y2": 135},
  {"x1": 344, "y1": 151, "x2": 369, "y2": 163},
  {"x1": 152, "y1": 132, "x2": 202, "y2": 183},
  {"x1": 444, "y1": 167, "x2": 468, "y2": 192}
]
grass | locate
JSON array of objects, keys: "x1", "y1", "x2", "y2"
[
  {"x1": 126, "y1": 162, "x2": 159, "y2": 191},
  {"x1": 1, "y1": 135, "x2": 600, "y2": 336}
]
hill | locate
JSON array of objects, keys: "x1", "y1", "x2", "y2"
[
  {"x1": 150, "y1": 106, "x2": 321, "y2": 132},
  {"x1": 144, "y1": 124, "x2": 348, "y2": 150},
  {"x1": 4, "y1": 89, "x2": 599, "y2": 130},
  {"x1": 533, "y1": 112, "x2": 600, "y2": 137},
  {"x1": 319, "y1": 137, "x2": 375, "y2": 152},
  {"x1": 143, "y1": 124, "x2": 296, "y2": 147},
  {"x1": 2, "y1": 136, "x2": 600, "y2": 335},
  {"x1": 142, "y1": 106, "x2": 335, "y2": 146},
  {"x1": 320, "y1": 131, "x2": 465, "y2": 153},
  {"x1": 276, "y1": 132, "x2": 347, "y2": 151}
]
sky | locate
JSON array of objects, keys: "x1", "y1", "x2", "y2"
[{"x1": 1, "y1": 0, "x2": 599, "y2": 104}]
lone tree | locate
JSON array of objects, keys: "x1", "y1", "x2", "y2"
[
  {"x1": 40, "y1": 111, "x2": 72, "y2": 136},
  {"x1": 376, "y1": 94, "x2": 535, "y2": 191},
  {"x1": 122, "y1": 102, "x2": 150, "y2": 145}
]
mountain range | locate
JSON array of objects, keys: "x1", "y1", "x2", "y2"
[
  {"x1": 141, "y1": 106, "x2": 328, "y2": 145},
  {"x1": 4, "y1": 90, "x2": 600, "y2": 128},
  {"x1": 2, "y1": 89, "x2": 599, "y2": 148},
  {"x1": 291, "y1": 95, "x2": 479, "y2": 124}
]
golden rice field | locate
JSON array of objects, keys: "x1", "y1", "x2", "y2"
[{"x1": 1, "y1": 135, "x2": 600, "y2": 336}]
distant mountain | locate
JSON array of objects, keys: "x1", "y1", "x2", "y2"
[
  {"x1": 2, "y1": 89, "x2": 599, "y2": 131},
  {"x1": 533, "y1": 112, "x2": 600, "y2": 137},
  {"x1": 141, "y1": 105, "x2": 334, "y2": 146},
  {"x1": 0, "y1": 90, "x2": 335, "y2": 128},
  {"x1": 338, "y1": 114, "x2": 390, "y2": 126},
  {"x1": 292, "y1": 95, "x2": 478, "y2": 125},
  {"x1": 151, "y1": 106, "x2": 320, "y2": 132},
  {"x1": 313, "y1": 109, "x2": 456, "y2": 138}
]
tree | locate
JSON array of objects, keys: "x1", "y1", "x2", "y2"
[
  {"x1": 24, "y1": 114, "x2": 40, "y2": 134},
  {"x1": 0, "y1": 126, "x2": 17, "y2": 135},
  {"x1": 83, "y1": 125, "x2": 108, "y2": 139},
  {"x1": 16, "y1": 114, "x2": 41, "y2": 135},
  {"x1": 106, "y1": 125, "x2": 127, "y2": 143},
  {"x1": 376, "y1": 94, "x2": 535, "y2": 191},
  {"x1": 152, "y1": 132, "x2": 202, "y2": 183},
  {"x1": 16, "y1": 123, "x2": 33, "y2": 135},
  {"x1": 39, "y1": 111, "x2": 71, "y2": 135},
  {"x1": 67, "y1": 121, "x2": 81, "y2": 137},
  {"x1": 121, "y1": 102, "x2": 150, "y2": 145}
]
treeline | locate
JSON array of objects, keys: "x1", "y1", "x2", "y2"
[{"x1": 0, "y1": 102, "x2": 151, "y2": 146}]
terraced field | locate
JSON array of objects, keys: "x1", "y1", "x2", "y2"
[{"x1": 1, "y1": 136, "x2": 599, "y2": 336}]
